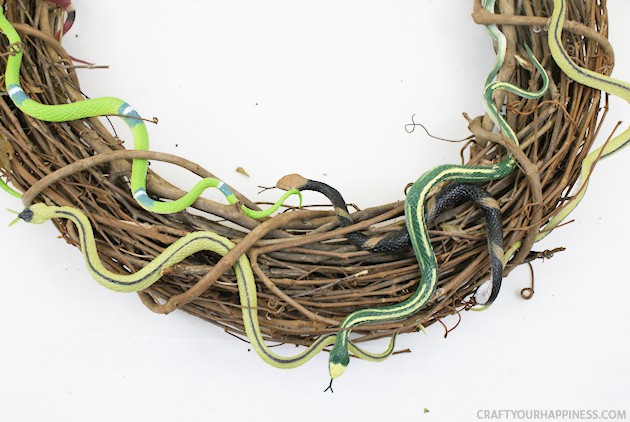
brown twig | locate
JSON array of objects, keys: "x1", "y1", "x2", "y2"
[{"x1": 0, "y1": 0, "x2": 613, "y2": 346}]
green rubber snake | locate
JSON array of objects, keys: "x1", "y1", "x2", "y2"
[
  {"x1": 0, "y1": 12, "x2": 300, "y2": 217},
  {"x1": 17, "y1": 203, "x2": 394, "y2": 369},
  {"x1": 545, "y1": 0, "x2": 630, "y2": 225},
  {"x1": 547, "y1": 0, "x2": 630, "y2": 213},
  {"x1": 6, "y1": 0, "x2": 622, "y2": 379},
  {"x1": 276, "y1": 174, "x2": 505, "y2": 306},
  {"x1": 481, "y1": 0, "x2": 506, "y2": 87},
  {"x1": 327, "y1": 28, "x2": 550, "y2": 379},
  {"x1": 503, "y1": 0, "x2": 630, "y2": 265}
]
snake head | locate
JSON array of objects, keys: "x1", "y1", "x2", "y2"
[
  {"x1": 8, "y1": 207, "x2": 33, "y2": 227},
  {"x1": 16, "y1": 203, "x2": 51, "y2": 224},
  {"x1": 329, "y1": 361, "x2": 347, "y2": 380},
  {"x1": 328, "y1": 345, "x2": 350, "y2": 379},
  {"x1": 275, "y1": 174, "x2": 308, "y2": 191},
  {"x1": 17, "y1": 208, "x2": 34, "y2": 223}
]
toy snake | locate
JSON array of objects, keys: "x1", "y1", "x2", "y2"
[
  {"x1": 503, "y1": 0, "x2": 630, "y2": 263},
  {"x1": 0, "y1": 12, "x2": 299, "y2": 217},
  {"x1": 482, "y1": 0, "x2": 505, "y2": 87},
  {"x1": 276, "y1": 174, "x2": 504, "y2": 305},
  {"x1": 541, "y1": 0, "x2": 630, "y2": 234},
  {"x1": 17, "y1": 203, "x2": 394, "y2": 368},
  {"x1": 4, "y1": 0, "x2": 625, "y2": 381},
  {"x1": 326, "y1": 9, "x2": 550, "y2": 378}
]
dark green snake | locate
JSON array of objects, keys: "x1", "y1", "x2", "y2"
[{"x1": 276, "y1": 174, "x2": 504, "y2": 306}]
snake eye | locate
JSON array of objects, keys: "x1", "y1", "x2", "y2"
[{"x1": 18, "y1": 208, "x2": 33, "y2": 222}]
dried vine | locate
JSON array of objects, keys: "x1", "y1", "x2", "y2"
[{"x1": 0, "y1": 0, "x2": 613, "y2": 347}]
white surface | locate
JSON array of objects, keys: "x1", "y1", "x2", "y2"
[{"x1": 1, "y1": 1, "x2": 629, "y2": 420}]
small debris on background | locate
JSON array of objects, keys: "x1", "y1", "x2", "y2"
[{"x1": 236, "y1": 166, "x2": 250, "y2": 177}]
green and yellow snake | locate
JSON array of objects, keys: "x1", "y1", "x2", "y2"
[
  {"x1": 503, "y1": 0, "x2": 630, "y2": 263},
  {"x1": 326, "y1": 3, "x2": 550, "y2": 379},
  {"x1": 328, "y1": 0, "x2": 630, "y2": 379},
  {"x1": 13, "y1": 173, "x2": 504, "y2": 375},
  {"x1": 0, "y1": 11, "x2": 299, "y2": 217},
  {"x1": 3, "y1": 0, "x2": 629, "y2": 381},
  {"x1": 16, "y1": 203, "x2": 395, "y2": 369},
  {"x1": 276, "y1": 174, "x2": 505, "y2": 306},
  {"x1": 537, "y1": 0, "x2": 630, "y2": 238}
]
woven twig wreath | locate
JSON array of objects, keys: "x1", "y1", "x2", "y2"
[{"x1": 0, "y1": 0, "x2": 613, "y2": 348}]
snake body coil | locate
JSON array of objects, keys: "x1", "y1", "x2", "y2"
[
  {"x1": 3, "y1": 0, "x2": 628, "y2": 382},
  {"x1": 17, "y1": 203, "x2": 395, "y2": 368},
  {"x1": 540, "y1": 0, "x2": 630, "y2": 235},
  {"x1": 276, "y1": 174, "x2": 504, "y2": 305},
  {"x1": 0, "y1": 13, "x2": 299, "y2": 216},
  {"x1": 502, "y1": 0, "x2": 630, "y2": 262},
  {"x1": 326, "y1": 7, "x2": 550, "y2": 378}
]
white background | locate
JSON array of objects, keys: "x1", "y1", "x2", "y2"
[{"x1": 1, "y1": 1, "x2": 629, "y2": 420}]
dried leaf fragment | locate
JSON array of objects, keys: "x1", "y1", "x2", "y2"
[
  {"x1": 235, "y1": 166, "x2": 250, "y2": 177},
  {"x1": 439, "y1": 222, "x2": 466, "y2": 241}
]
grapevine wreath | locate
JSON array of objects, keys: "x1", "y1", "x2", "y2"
[{"x1": 0, "y1": 0, "x2": 626, "y2": 380}]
